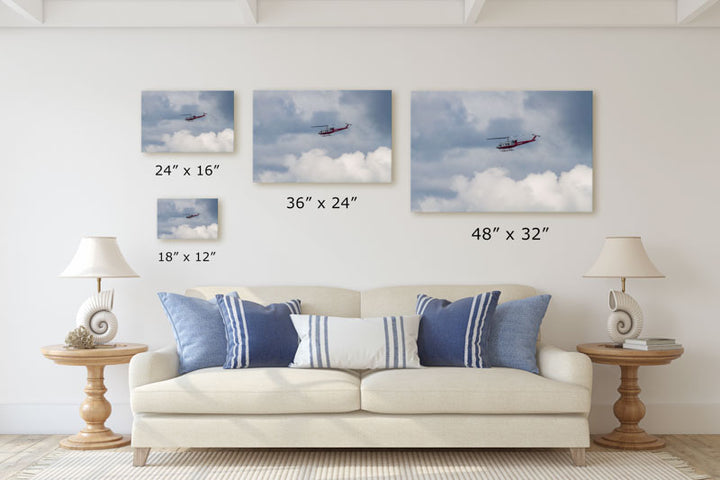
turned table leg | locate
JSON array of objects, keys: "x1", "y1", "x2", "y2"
[
  {"x1": 594, "y1": 365, "x2": 665, "y2": 450},
  {"x1": 60, "y1": 364, "x2": 130, "y2": 450}
]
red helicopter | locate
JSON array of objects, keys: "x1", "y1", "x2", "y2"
[
  {"x1": 185, "y1": 213, "x2": 200, "y2": 219},
  {"x1": 312, "y1": 123, "x2": 351, "y2": 136},
  {"x1": 488, "y1": 134, "x2": 540, "y2": 151},
  {"x1": 182, "y1": 113, "x2": 207, "y2": 122}
]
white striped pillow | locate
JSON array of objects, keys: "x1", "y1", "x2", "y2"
[{"x1": 290, "y1": 314, "x2": 421, "y2": 369}]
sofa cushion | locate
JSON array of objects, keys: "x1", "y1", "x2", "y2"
[
  {"x1": 187, "y1": 286, "x2": 361, "y2": 317},
  {"x1": 360, "y1": 367, "x2": 590, "y2": 414},
  {"x1": 361, "y1": 284, "x2": 536, "y2": 317},
  {"x1": 132, "y1": 367, "x2": 360, "y2": 414}
]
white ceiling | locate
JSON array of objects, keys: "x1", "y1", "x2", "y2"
[{"x1": 1, "y1": 0, "x2": 719, "y2": 27}]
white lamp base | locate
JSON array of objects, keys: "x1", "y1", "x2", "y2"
[
  {"x1": 76, "y1": 290, "x2": 118, "y2": 344},
  {"x1": 606, "y1": 290, "x2": 644, "y2": 344}
]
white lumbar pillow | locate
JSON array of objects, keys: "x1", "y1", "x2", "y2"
[{"x1": 290, "y1": 314, "x2": 421, "y2": 369}]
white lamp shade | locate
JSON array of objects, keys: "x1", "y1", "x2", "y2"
[
  {"x1": 584, "y1": 236, "x2": 664, "y2": 278},
  {"x1": 60, "y1": 236, "x2": 139, "y2": 278}
]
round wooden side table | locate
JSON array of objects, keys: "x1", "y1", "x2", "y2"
[
  {"x1": 41, "y1": 343, "x2": 148, "y2": 450},
  {"x1": 577, "y1": 342, "x2": 683, "y2": 450}
]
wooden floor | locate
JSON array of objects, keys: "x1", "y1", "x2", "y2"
[{"x1": 0, "y1": 434, "x2": 718, "y2": 479}]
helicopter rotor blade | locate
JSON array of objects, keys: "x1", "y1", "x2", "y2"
[
  {"x1": 487, "y1": 137, "x2": 509, "y2": 140},
  {"x1": 311, "y1": 125, "x2": 328, "y2": 128}
]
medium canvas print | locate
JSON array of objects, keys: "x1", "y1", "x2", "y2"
[
  {"x1": 142, "y1": 91, "x2": 234, "y2": 153},
  {"x1": 157, "y1": 198, "x2": 218, "y2": 240},
  {"x1": 253, "y1": 90, "x2": 392, "y2": 183},
  {"x1": 411, "y1": 91, "x2": 593, "y2": 212}
]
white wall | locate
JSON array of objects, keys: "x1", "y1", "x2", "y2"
[{"x1": 1, "y1": 27, "x2": 718, "y2": 435}]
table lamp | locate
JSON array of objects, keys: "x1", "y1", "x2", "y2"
[
  {"x1": 60, "y1": 236, "x2": 139, "y2": 345},
  {"x1": 583, "y1": 236, "x2": 664, "y2": 344}
]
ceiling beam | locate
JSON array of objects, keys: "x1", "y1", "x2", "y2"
[
  {"x1": 476, "y1": 0, "x2": 675, "y2": 26},
  {"x1": 1, "y1": 0, "x2": 43, "y2": 24},
  {"x1": 31, "y1": 1, "x2": 260, "y2": 27},
  {"x1": 2, "y1": 0, "x2": 716, "y2": 28},
  {"x1": 237, "y1": 0, "x2": 257, "y2": 24},
  {"x1": 464, "y1": 0, "x2": 487, "y2": 24},
  {"x1": 677, "y1": 0, "x2": 720, "y2": 23},
  {"x1": 257, "y1": 0, "x2": 461, "y2": 26}
]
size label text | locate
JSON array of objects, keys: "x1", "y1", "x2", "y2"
[{"x1": 471, "y1": 227, "x2": 550, "y2": 241}]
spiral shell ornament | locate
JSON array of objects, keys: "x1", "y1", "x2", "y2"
[
  {"x1": 606, "y1": 290, "x2": 644, "y2": 344},
  {"x1": 76, "y1": 290, "x2": 117, "y2": 344}
]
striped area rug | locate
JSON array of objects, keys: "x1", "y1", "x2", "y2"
[{"x1": 13, "y1": 449, "x2": 710, "y2": 480}]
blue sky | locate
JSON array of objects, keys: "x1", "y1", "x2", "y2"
[
  {"x1": 411, "y1": 91, "x2": 593, "y2": 212},
  {"x1": 253, "y1": 90, "x2": 392, "y2": 182},
  {"x1": 142, "y1": 91, "x2": 234, "y2": 152},
  {"x1": 157, "y1": 198, "x2": 219, "y2": 240}
]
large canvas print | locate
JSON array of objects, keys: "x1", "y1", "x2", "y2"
[
  {"x1": 253, "y1": 90, "x2": 392, "y2": 183},
  {"x1": 157, "y1": 198, "x2": 219, "y2": 240},
  {"x1": 142, "y1": 91, "x2": 234, "y2": 153},
  {"x1": 411, "y1": 91, "x2": 593, "y2": 212}
]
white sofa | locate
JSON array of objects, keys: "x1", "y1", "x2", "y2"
[{"x1": 129, "y1": 285, "x2": 592, "y2": 467}]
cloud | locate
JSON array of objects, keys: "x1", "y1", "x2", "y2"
[
  {"x1": 145, "y1": 128, "x2": 234, "y2": 153},
  {"x1": 417, "y1": 164, "x2": 592, "y2": 212},
  {"x1": 410, "y1": 91, "x2": 593, "y2": 207},
  {"x1": 157, "y1": 199, "x2": 219, "y2": 239},
  {"x1": 257, "y1": 146, "x2": 391, "y2": 183},
  {"x1": 253, "y1": 91, "x2": 392, "y2": 181},
  {"x1": 162, "y1": 91, "x2": 202, "y2": 112},
  {"x1": 290, "y1": 91, "x2": 342, "y2": 122},
  {"x1": 142, "y1": 91, "x2": 234, "y2": 152},
  {"x1": 159, "y1": 223, "x2": 218, "y2": 240}
]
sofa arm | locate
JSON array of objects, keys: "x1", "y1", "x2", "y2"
[
  {"x1": 129, "y1": 345, "x2": 179, "y2": 390},
  {"x1": 536, "y1": 343, "x2": 593, "y2": 392}
]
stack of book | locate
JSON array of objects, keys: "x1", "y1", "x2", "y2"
[{"x1": 623, "y1": 338, "x2": 682, "y2": 350}]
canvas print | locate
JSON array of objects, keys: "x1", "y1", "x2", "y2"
[
  {"x1": 142, "y1": 91, "x2": 234, "y2": 153},
  {"x1": 253, "y1": 90, "x2": 392, "y2": 183},
  {"x1": 411, "y1": 91, "x2": 593, "y2": 212},
  {"x1": 157, "y1": 198, "x2": 218, "y2": 240}
]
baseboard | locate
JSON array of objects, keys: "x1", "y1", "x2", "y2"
[
  {"x1": 589, "y1": 403, "x2": 720, "y2": 434},
  {"x1": 0, "y1": 403, "x2": 133, "y2": 434},
  {"x1": 2, "y1": 403, "x2": 719, "y2": 435}
]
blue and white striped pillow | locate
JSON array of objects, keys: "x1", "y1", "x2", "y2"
[
  {"x1": 289, "y1": 314, "x2": 421, "y2": 369},
  {"x1": 216, "y1": 295, "x2": 301, "y2": 368},
  {"x1": 416, "y1": 291, "x2": 500, "y2": 368}
]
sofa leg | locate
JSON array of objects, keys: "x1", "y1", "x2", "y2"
[
  {"x1": 133, "y1": 447, "x2": 150, "y2": 467},
  {"x1": 569, "y1": 448, "x2": 586, "y2": 466}
]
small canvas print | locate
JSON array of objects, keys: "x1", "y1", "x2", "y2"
[
  {"x1": 411, "y1": 91, "x2": 593, "y2": 212},
  {"x1": 142, "y1": 91, "x2": 234, "y2": 153},
  {"x1": 253, "y1": 90, "x2": 392, "y2": 183},
  {"x1": 157, "y1": 198, "x2": 218, "y2": 240}
]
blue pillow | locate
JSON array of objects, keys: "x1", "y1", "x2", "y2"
[
  {"x1": 486, "y1": 295, "x2": 551, "y2": 374},
  {"x1": 157, "y1": 292, "x2": 228, "y2": 375},
  {"x1": 416, "y1": 291, "x2": 500, "y2": 367},
  {"x1": 216, "y1": 295, "x2": 301, "y2": 368}
]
